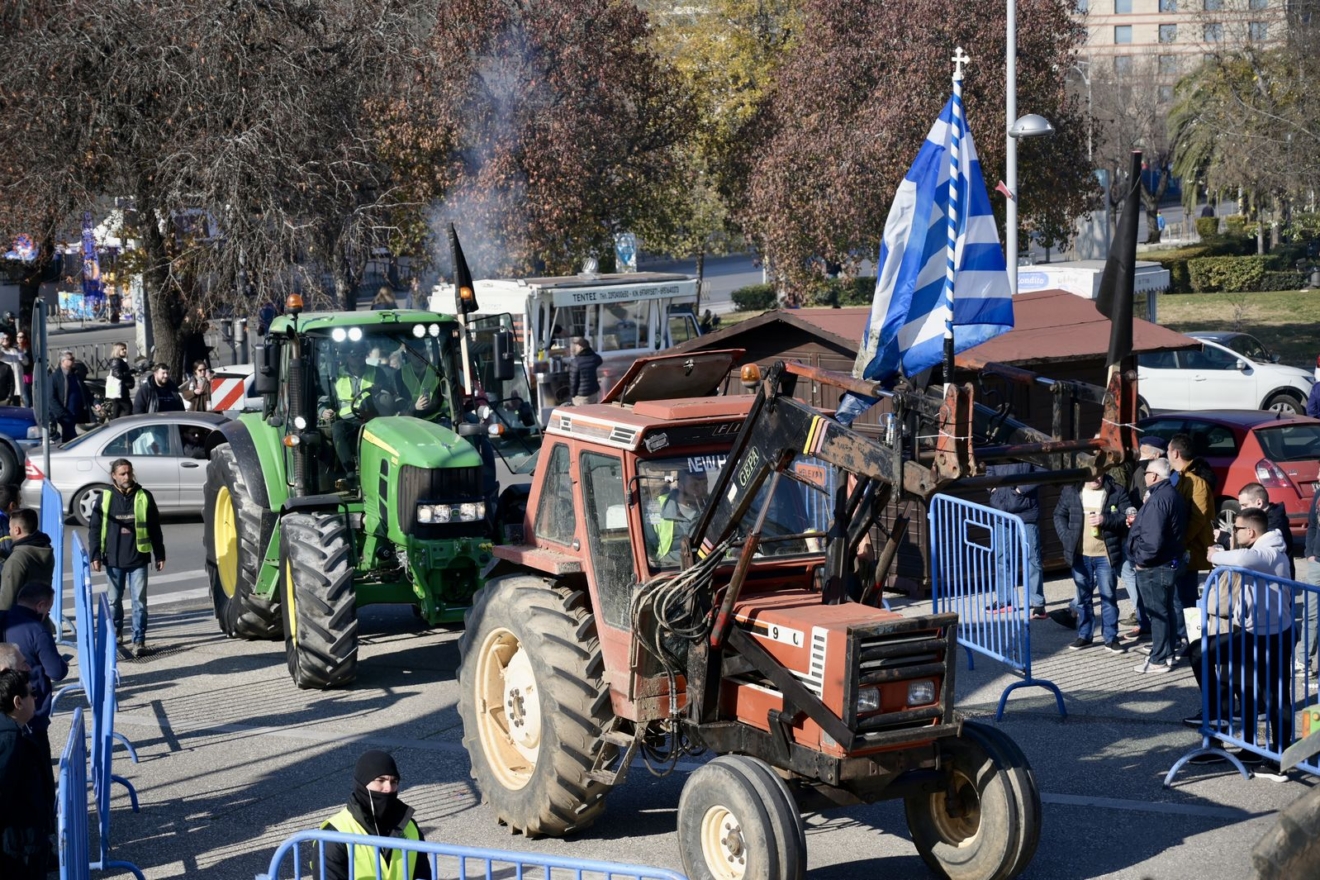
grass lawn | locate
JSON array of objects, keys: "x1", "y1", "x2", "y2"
[{"x1": 1157, "y1": 289, "x2": 1320, "y2": 369}]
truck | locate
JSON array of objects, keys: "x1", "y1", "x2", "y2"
[
  {"x1": 202, "y1": 297, "x2": 527, "y2": 688},
  {"x1": 432, "y1": 272, "x2": 705, "y2": 424},
  {"x1": 456, "y1": 346, "x2": 1140, "y2": 879}
]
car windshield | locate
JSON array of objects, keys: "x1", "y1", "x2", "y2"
[
  {"x1": 57, "y1": 423, "x2": 108, "y2": 450},
  {"x1": 311, "y1": 327, "x2": 457, "y2": 424},
  {"x1": 1221, "y1": 335, "x2": 1271, "y2": 362},
  {"x1": 636, "y1": 454, "x2": 825, "y2": 569},
  {"x1": 1254, "y1": 424, "x2": 1320, "y2": 463}
]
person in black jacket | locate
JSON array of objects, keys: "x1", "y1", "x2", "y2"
[
  {"x1": 1120, "y1": 435, "x2": 1168, "y2": 636},
  {"x1": 105, "y1": 341, "x2": 135, "y2": 420},
  {"x1": 87, "y1": 459, "x2": 166, "y2": 657},
  {"x1": 1053, "y1": 474, "x2": 1132, "y2": 652},
  {"x1": 1126, "y1": 457, "x2": 1188, "y2": 674},
  {"x1": 49, "y1": 350, "x2": 90, "y2": 443},
  {"x1": 0, "y1": 669, "x2": 49, "y2": 879},
  {"x1": 319, "y1": 749, "x2": 432, "y2": 880},
  {"x1": 132, "y1": 363, "x2": 185, "y2": 415},
  {"x1": 569, "y1": 337, "x2": 602, "y2": 406},
  {"x1": 987, "y1": 462, "x2": 1046, "y2": 618}
]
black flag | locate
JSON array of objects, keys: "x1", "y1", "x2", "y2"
[
  {"x1": 449, "y1": 224, "x2": 478, "y2": 315},
  {"x1": 1096, "y1": 151, "x2": 1141, "y2": 368}
]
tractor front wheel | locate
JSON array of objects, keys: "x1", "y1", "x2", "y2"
[
  {"x1": 279, "y1": 512, "x2": 357, "y2": 689},
  {"x1": 904, "y1": 723, "x2": 1040, "y2": 880},
  {"x1": 457, "y1": 575, "x2": 616, "y2": 837},
  {"x1": 204, "y1": 444, "x2": 281, "y2": 639}
]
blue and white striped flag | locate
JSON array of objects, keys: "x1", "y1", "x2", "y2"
[{"x1": 852, "y1": 95, "x2": 1013, "y2": 388}]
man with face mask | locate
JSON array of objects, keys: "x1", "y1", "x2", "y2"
[{"x1": 319, "y1": 749, "x2": 432, "y2": 880}]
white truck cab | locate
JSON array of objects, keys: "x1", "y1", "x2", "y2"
[{"x1": 434, "y1": 272, "x2": 702, "y2": 424}]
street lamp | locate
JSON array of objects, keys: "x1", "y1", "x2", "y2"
[
  {"x1": 1005, "y1": 111, "x2": 1056, "y2": 292},
  {"x1": 1070, "y1": 61, "x2": 1094, "y2": 164}
]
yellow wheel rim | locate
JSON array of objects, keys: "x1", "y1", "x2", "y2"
[
  {"x1": 474, "y1": 627, "x2": 540, "y2": 791},
  {"x1": 927, "y1": 768, "x2": 982, "y2": 846},
  {"x1": 284, "y1": 559, "x2": 297, "y2": 645},
  {"x1": 213, "y1": 486, "x2": 239, "y2": 598},
  {"x1": 700, "y1": 804, "x2": 747, "y2": 880}
]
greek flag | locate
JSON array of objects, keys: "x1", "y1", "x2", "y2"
[{"x1": 852, "y1": 96, "x2": 1013, "y2": 388}]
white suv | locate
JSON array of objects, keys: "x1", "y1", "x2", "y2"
[{"x1": 1138, "y1": 332, "x2": 1315, "y2": 415}]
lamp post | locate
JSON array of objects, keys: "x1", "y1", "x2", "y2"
[
  {"x1": 1005, "y1": 113, "x2": 1056, "y2": 292},
  {"x1": 1071, "y1": 60, "x2": 1094, "y2": 164}
]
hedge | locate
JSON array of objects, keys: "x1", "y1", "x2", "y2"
[
  {"x1": 731, "y1": 283, "x2": 778, "y2": 311},
  {"x1": 1187, "y1": 255, "x2": 1268, "y2": 292},
  {"x1": 1225, "y1": 214, "x2": 1248, "y2": 235},
  {"x1": 1260, "y1": 270, "x2": 1307, "y2": 291},
  {"x1": 802, "y1": 277, "x2": 875, "y2": 307},
  {"x1": 1195, "y1": 216, "x2": 1219, "y2": 238},
  {"x1": 1147, "y1": 245, "x2": 1210, "y2": 293}
]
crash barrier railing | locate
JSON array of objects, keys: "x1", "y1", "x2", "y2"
[
  {"x1": 929, "y1": 495, "x2": 1066, "y2": 720},
  {"x1": 90, "y1": 592, "x2": 141, "y2": 857},
  {"x1": 59, "y1": 707, "x2": 145, "y2": 880},
  {"x1": 41, "y1": 478, "x2": 73, "y2": 646},
  {"x1": 258, "y1": 829, "x2": 689, "y2": 880},
  {"x1": 1165, "y1": 565, "x2": 1319, "y2": 785},
  {"x1": 50, "y1": 531, "x2": 94, "y2": 712}
]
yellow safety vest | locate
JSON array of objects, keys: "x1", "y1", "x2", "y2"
[
  {"x1": 320, "y1": 808, "x2": 422, "y2": 880},
  {"x1": 398, "y1": 362, "x2": 438, "y2": 401},
  {"x1": 656, "y1": 490, "x2": 681, "y2": 558},
  {"x1": 334, "y1": 367, "x2": 380, "y2": 418},
  {"x1": 98, "y1": 489, "x2": 152, "y2": 555}
]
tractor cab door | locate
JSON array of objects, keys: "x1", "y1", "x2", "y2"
[{"x1": 467, "y1": 313, "x2": 540, "y2": 473}]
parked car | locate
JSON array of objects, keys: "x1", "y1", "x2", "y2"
[
  {"x1": 0, "y1": 405, "x2": 41, "y2": 485},
  {"x1": 21, "y1": 412, "x2": 227, "y2": 525},
  {"x1": 1137, "y1": 332, "x2": 1315, "y2": 415},
  {"x1": 1138, "y1": 410, "x2": 1320, "y2": 538}
]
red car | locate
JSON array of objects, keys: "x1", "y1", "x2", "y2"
[{"x1": 1138, "y1": 410, "x2": 1320, "y2": 539}]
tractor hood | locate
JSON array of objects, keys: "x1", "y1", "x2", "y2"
[
  {"x1": 359, "y1": 416, "x2": 484, "y2": 470},
  {"x1": 600, "y1": 348, "x2": 746, "y2": 405}
]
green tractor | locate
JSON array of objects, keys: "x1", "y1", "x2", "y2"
[{"x1": 202, "y1": 298, "x2": 532, "y2": 688}]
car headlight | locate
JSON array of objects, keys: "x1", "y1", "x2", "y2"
[
  {"x1": 907, "y1": 680, "x2": 936, "y2": 706},
  {"x1": 26, "y1": 426, "x2": 41, "y2": 439},
  {"x1": 856, "y1": 687, "x2": 880, "y2": 713}
]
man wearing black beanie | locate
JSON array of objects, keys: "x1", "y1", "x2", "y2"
[{"x1": 319, "y1": 749, "x2": 432, "y2": 880}]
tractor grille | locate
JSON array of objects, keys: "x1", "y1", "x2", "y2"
[
  {"x1": 845, "y1": 613, "x2": 958, "y2": 738},
  {"x1": 397, "y1": 464, "x2": 487, "y2": 538}
]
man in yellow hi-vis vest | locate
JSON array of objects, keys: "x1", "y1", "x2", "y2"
[
  {"x1": 652, "y1": 470, "x2": 709, "y2": 566},
  {"x1": 87, "y1": 459, "x2": 165, "y2": 658},
  {"x1": 319, "y1": 343, "x2": 387, "y2": 474},
  {"x1": 320, "y1": 750, "x2": 431, "y2": 880}
]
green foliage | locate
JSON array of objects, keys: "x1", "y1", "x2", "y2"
[
  {"x1": 1187, "y1": 255, "x2": 1268, "y2": 292},
  {"x1": 800, "y1": 276, "x2": 874, "y2": 307},
  {"x1": 1147, "y1": 246, "x2": 1210, "y2": 293},
  {"x1": 1195, "y1": 216, "x2": 1219, "y2": 238},
  {"x1": 731, "y1": 283, "x2": 779, "y2": 311},
  {"x1": 1260, "y1": 270, "x2": 1306, "y2": 291},
  {"x1": 1225, "y1": 214, "x2": 1248, "y2": 235}
]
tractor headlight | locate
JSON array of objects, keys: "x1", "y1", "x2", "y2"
[
  {"x1": 293, "y1": 416, "x2": 308, "y2": 430},
  {"x1": 458, "y1": 502, "x2": 485, "y2": 522},
  {"x1": 417, "y1": 505, "x2": 433, "y2": 523},
  {"x1": 856, "y1": 687, "x2": 880, "y2": 713},
  {"x1": 417, "y1": 502, "x2": 486, "y2": 524},
  {"x1": 907, "y1": 680, "x2": 936, "y2": 706},
  {"x1": 348, "y1": 327, "x2": 363, "y2": 342},
  {"x1": 413, "y1": 324, "x2": 426, "y2": 338}
]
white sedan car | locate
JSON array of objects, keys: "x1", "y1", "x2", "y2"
[
  {"x1": 1138, "y1": 332, "x2": 1315, "y2": 415},
  {"x1": 22, "y1": 412, "x2": 227, "y2": 525}
]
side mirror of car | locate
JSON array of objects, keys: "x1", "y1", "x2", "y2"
[
  {"x1": 1270, "y1": 353, "x2": 1281, "y2": 364},
  {"x1": 1235, "y1": 359, "x2": 1248, "y2": 371}
]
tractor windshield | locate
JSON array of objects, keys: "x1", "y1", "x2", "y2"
[{"x1": 637, "y1": 454, "x2": 822, "y2": 569}]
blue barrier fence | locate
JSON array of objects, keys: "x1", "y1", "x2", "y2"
[
  {"x1": 40, "y1": 478, "x2": 73, "y2": 646},
  {"x1": 258, "y1": 830, "x2": 688, "y2": 880},
  {"x1": 58, "y1": 707, "x2": 144, "y2": 880},
  {"x1": 1166, "y1": 565, "x2": 1320, "y2": 785},
  {"x1": 50, "y1": 532, "x2": 94, "y2": 713},
  {"x1": 929, "y1": 494, "x2": 1066, "y2": 720}
]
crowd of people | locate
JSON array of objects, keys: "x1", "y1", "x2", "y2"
[{"x1": 1029, "y1": 430, "x2": 1313, "y2": 782}]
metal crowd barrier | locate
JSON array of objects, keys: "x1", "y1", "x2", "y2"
[
  {"x1": 50, "y1": 532, "x2": 96, "y2": 713},
  {"x1": 58, "y1": 707, "x2": 145, "y2": 880},
  {"x1": 929, "y1": 494, "x2": 1066, "y2": 720},
  {"x1": 1166, "y1": 565, "x2": 1318, "y2": 785},
  {"x1": 258, "y1": 829, "x2": 688, "y2": 880},
  {"x1": 40, "y1": 479, "x2": 74, "y2": 646}
]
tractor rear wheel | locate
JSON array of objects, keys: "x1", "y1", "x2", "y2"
[
  {"x1": 904, "y1": 724, "x2": 1039, "y2": 880},
  {"x1": 205, "y1": 444, "x2": 281, "y2": 639},
  {"x1": 279, "y1": 512, "x2": 357, "y2": 689},
  {"x1": 1251, "y1": 782, "x2": 1320, "y2": 878},
  {"x1": 457, "y1": 575, "x2": 616, "y2": 837}
]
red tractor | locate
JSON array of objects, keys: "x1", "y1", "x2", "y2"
[{"x1": 458, "y1": 350, "x2": 1137, "y2": 880}]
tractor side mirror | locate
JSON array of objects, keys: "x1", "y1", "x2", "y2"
[
  {"x1": 253, "y1": 342, "x2": 278, "y2": 395},
  {"x1": 493, "y1": 329, "x2": 516, "y2": 382}
]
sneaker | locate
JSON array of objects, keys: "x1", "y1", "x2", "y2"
[
  {"x1": 132, "y1": 642, "x2": 147, "y2": 659},
  {"x1": 1254, "y1": 763, "x2": 1289, "y2": 783},
  {"x1": 1103, "y1": 639, "x2": 1127, "y2": 654},
  {"x1": 1134, "y1": 659, "x2": 1174, "y2": 675},
  {"x1": 1188, "y1": 752, "x2": 1228, "y2": 765},
  {"x1": 1030, "y1": 607, "x2": 1049, "y2": 621},
  {"x1": 1127, "y1": 628, "x2": 1151, "y2": 641},
  {"x1": 1049, "y1": 609, "x2": 1080, "y2": 630},
  {"x1": 1182, "y1": 713, "x2": 1204, "y2": 729},
  {"x1": 1068, "y1": 637, "x2": 1092, "y2": 650},
  {"x1": 1119, "y1": 613, "x2": 1139, "y2": 627},
  {"x1": 1236, "y1": 751, "x2": 1265, "y2": 767},
  {"x1": 986, "y1": 601, "x2": 1015, "y2": 614}
]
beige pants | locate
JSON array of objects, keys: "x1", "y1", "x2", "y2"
[{"x1": 572, "y1": 393, "x2": 598, "y2": 407}]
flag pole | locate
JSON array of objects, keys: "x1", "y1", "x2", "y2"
[{"x1": 943, "y1": 47, "x2": 970, "y2": 391}]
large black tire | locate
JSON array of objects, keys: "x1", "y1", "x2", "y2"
[
  {"x1": 1263, "y1": 390, "x2": 1305, "y2": 415},
  {"x1": 0, "y1": 441, "x2": 20, "y2": 487},
  {"x1": 457, "y1": 575, "x2": 616, "y2": 837},
  {"x1": 71, "y1": 483, "x2": 112, "y2": 528},
  {"x1": 279, "y1": 512, "x2": 357, "y2": 689},
  {"x1": 678, "y1": 758, "x2": 784, "y2": 880},
  {"x1": 1251, "y1": 785, "x2": 1320, "y2": 879},
  {"x1": 904, "y1": 724, "x2": 1035, "y2": 880},
  {"x1": 204, "y1": 444, "x2": 282, "y2": 639},
  {"x1": 711, "y1": 755, "x2": 807, "y2": 880},
  {"x1": 960, "y1": 722, "x2": 1041, "y2": 879}
]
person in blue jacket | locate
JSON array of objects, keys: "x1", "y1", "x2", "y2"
[
  {"x1": 1125, "y1": 458, "x2": 1188, "y2": 674},
  {"x1": 987, "y1": 462, "x2": 1047, "y2": 619}
]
